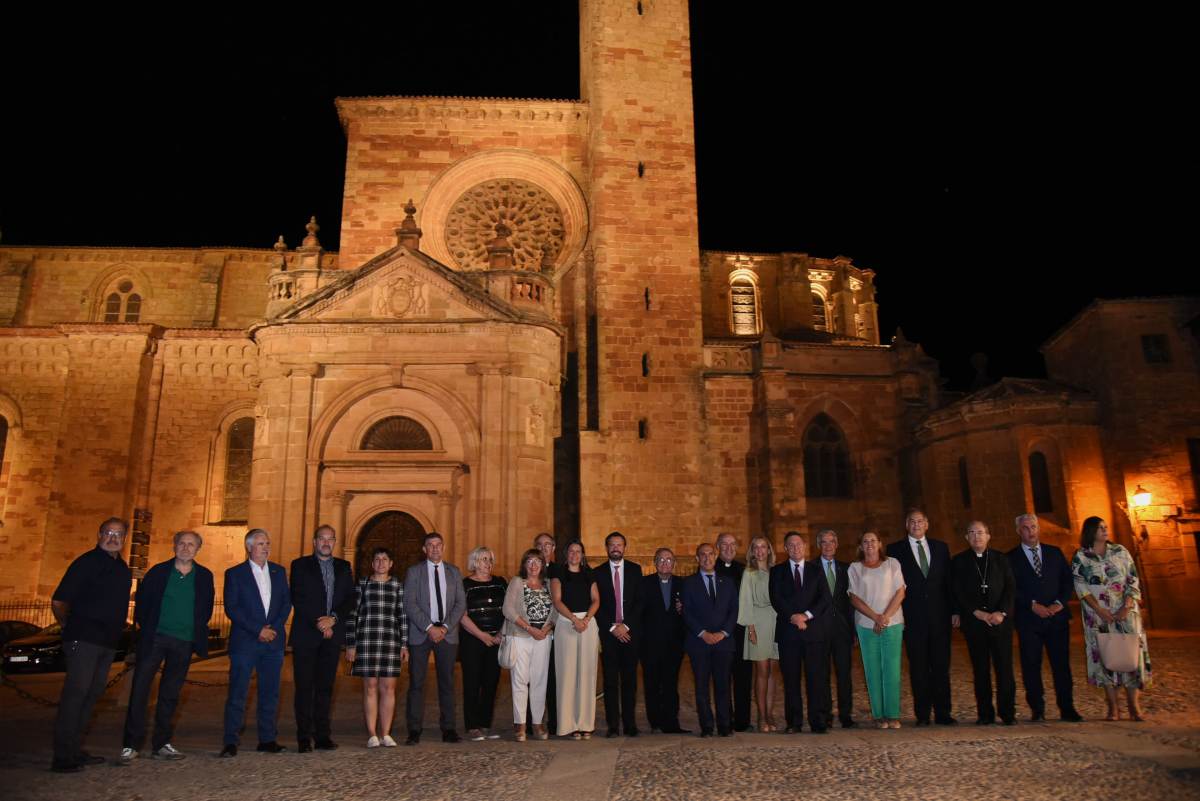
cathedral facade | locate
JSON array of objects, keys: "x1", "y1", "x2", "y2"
[{"x1": 1, "y1": 1, "x2": 1197, "y2": 625}]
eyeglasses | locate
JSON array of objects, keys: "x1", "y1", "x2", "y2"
[{"x1": 101, "y1": 530, "x2": 126, "y2": 538}]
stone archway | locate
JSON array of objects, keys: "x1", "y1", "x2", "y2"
[{"x1": 355, "y1": 511, "x2": 427, "y2": 578}]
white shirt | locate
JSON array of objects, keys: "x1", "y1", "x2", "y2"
[
  {"x1": 788, "y1": 559, "x2": 814, "y2": 619},
  {"x1": 608, "y1": 560, "x2": 627, "y2": 632},
  {"x1": 249, "y1": 559, "x2": 271, "y2": 617},
  {"x1": 908, "y1": 535, "x2": 931, "y2": 565},
  {"x1": 426, "y1": 560, "x2": 448, "y2": 628}
]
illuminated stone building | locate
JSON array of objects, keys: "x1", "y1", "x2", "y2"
[{"x1": 0, "y1": 1, "x2": 1196, "y2": 625}]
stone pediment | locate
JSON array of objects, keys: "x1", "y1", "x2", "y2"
[{"x1": 271, "y1": 247, "x2": 522, "y2": 325}]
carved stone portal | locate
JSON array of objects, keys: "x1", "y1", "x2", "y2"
[{"x1": 445, "y1": 179, "x2": 565, "y2": 271}]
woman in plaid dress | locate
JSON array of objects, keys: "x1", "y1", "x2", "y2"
[{"x1": 345, "y1": 546, "x2": 409, "y2": 747}]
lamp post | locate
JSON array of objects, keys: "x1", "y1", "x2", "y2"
[{"x1": 1118, "y1": 484, "x2": 1154, "y2": 628}]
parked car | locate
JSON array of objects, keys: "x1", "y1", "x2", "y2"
[
  {"x1": 0, "y1": 620, "x2": 40, "y2": 650},
  {"x1": 2, "y1": 623, "x2": 133, "y2": 673}
]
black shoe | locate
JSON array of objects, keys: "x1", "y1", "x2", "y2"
[
  {"x1": 975, "y1": 717, "x2": 994, "y2": 726},
  {"x1": 915, "y1": 719, "x2": 931, "y2": 727},
  {"x1": 606, "y1": 728, "x2": 620, "y2": 739},
  {"x1": 623, "y1": 728, "x2": 639, "y2": 738},
  {"x1": 699, "y1": 728, "x2": 713, "y2": 738},
  {"x1": 442, "y1": 730, "x2": 461, "y2": 743},
  {"x1": 785, "y1": 726, "x2": 800, "y2": 734},
  {"x1": 935, "y1": 716, "x2": 958, "y2": 726},
  {"x1": 810, "y1": 725, "x2": 829, "y2": 734},
  {"x1": 219, "y1": 744, "x2": 237, "y2": 758},
  {"x1": 405, "y1": 731, "x2": 420, "y2": 746},
  {"x1": 1000, "y1": 717, "x2": 1017, "y2": 726},
  {"x1": 50, "y1": 760, "x2": 83, "y2": 773},
  {"x1": 297, "y1": 740, "x2": 313, "y2": 753},
  {"x1": 841, "y1": 719, "x2": 857, "y2": 729},
  {"x1": 661, "y1": 726, "x2": 691, "y2": 734},
  {"x1": 733, "y1": 724, "x2": 751, "y2": 733},
  {"x1": 1030, "y1": 710, "x2": 1045, "y2": 722},
  {"x1": 717, "y1": 728, "x2": 732, "y2": 737},
  {"x1": 78, "y1": 752, "x2": 106, "y2": 766},
  {"x1": 314, "y1": 738, "x2": 338, "y2": 750},
  {"x1": 1061, "y1": 709, "x2": 1084, "y2": 723},
  {"x1": 256, "y1": 741, "x2": 286, "y2": 753}
]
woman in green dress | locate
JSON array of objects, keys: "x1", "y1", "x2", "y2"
[
  {"x1": 1071, "y1": 516, "x2": 1151, "y2": 721},
  {"x1": 737, "y1": 536, "x2": 779, "y2": 732}
]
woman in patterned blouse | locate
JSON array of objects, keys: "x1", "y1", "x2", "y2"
[
  {"x1": 345, "y1": 547, "x2": 409, "y2": 748},
  {"x1": 503, "y1": 548, "x2": 559, "y2": 741}
]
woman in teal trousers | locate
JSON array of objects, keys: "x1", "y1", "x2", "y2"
[{"x1": 847, "y1": 531, "x2": 907, "y2": 728}]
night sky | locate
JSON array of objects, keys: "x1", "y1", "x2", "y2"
[{"x1": 3, "y1": 5, "x2": 1191, "y2": 389}]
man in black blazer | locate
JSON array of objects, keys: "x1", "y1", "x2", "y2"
[
  {"x1": 951, "y1": 521, "x2": 1017, "y2": 725},
  {"x1": 594, "y1": 531, "x2": 644, "y2": 737},
  {"x1": 682, "y1": 543, "x2": 739, "y2": 736},
  {"x1": 715, "y1": 533, "x2": 752, "y2": 732},
  {"x1": 768, "y1": 531, "x2": 833, "y2": 733},
  {"x1": 640, "y1": 547, "x2": 689, "y2": 734},
  {"x1": 816, "y1": 529, "x2": 856, "y2": 728},
  {"x1": 885, "y1": 509, "x2": 959, "y2": 726},
  {"x1": 1007, "y1": 513, "x2": 1082, "y2": 722},
  {"x1": 289, "y1": 524, "x2": 355, "y2": 752}
]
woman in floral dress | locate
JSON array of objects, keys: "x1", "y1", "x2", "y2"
[{"x1": 1071, "y1": 516, "x2": 1151, "y2": 721}]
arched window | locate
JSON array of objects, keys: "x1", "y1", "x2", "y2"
[
  {"x1": 1029, "y1": 450, "x2": 1053, "y2": 513},
  {"x1": 812, "y1": 292, "x2": 829, "y2": 331},
  {"x1": 99, "y1": 279, "x2": 143, "y2": 323},
  {"x1": 803, "y1": 413, "x2": 852, "y2": 498},
  {"x1": 958, "y1": 456, "x2": 972, "y2": 508},
  {"x1": 362, "y1": 416, "x2": 434, "y2": 450},
  {"x1": 222, "y1": 417, "x2": 254, "y2": 522},
  {"x1": 0, "y1": 416, "x2": 8, "y2": 491},
  {"x1": 729, "y1": 273, "x2": 761, "y2": 336}
]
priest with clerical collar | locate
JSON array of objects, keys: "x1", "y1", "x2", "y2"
[{"x1": 950, "y1": 520, "x2": 1017, "y2": 726}]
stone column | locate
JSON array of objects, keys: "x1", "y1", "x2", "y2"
[{"x1": 331, "y1": 490, "x2": 352, "y2": 562}]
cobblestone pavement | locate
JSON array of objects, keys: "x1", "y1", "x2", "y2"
[{"x1": 2, "y1": 632, "x2": 1197, "y2": 801}]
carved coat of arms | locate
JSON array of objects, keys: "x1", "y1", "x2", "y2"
[{"x1": 375, "y1": 274, "x2": 428, "y2": 318}]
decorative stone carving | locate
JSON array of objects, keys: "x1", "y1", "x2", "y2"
[
  {"x1": 526, "y1": 403, "x2": 545, "y2": 447},
  {"x1": 374, "y1": 274, "x2": 428, "y2": 318},
  {"x1": 445, "y1": 179, "x2": 565, "y2": 271}
]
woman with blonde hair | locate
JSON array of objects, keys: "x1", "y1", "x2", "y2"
[
  {"x1": 737, "y1": 536, "x2": 779, "y2": 732},
  {"x1": 459, "y1": 545, "x2": 507, "y2": 741}
]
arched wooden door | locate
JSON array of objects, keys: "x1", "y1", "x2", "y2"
[{"x1": 355, "y1": 511, "x2": 427, "y2": 579}]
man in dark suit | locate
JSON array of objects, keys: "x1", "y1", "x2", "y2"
[
  {"x1": 289, "y1": 524, "x2": 355, "y2": 752},
  {"x1": 951, "y1": 521, "x2": 1017, "y2": 725},
  {"x1": 682, "y1": 543, "x2": 739, "y2": 736},
  {"x1": 1007, "y1": 513, "x2": 1082, "y2": 722},
  {"x1": 221, "y1": 528, "x2": 292, "y2": 757},
  {"x1": 403, "y1": 531, "x2": 467, "y2": 744},
  {"x1": 886, "y1": 508, "x2": 959, "y2": 726},
  {"x1": 121, "y1": 530, "x2": 215, "y2": 764},
  {"x1": 768, "y1": 531, "x2": 833, "y2": 733},
  {"x1": 715, "y1": 533, "x2": 752, "y2": 732},
  {"x1": 640, "y1": 547, "x2": 689, "y2": 734},
  {"x1": 816, "y1": 529, "x2": 856, "y2": 728},
  {"x1": 594, "y1": 530, "x2": 644, "y2": 737}
]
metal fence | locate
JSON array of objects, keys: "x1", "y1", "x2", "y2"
[{"x1": 0, "y1": 600, "x2": 231, "y2": 640}]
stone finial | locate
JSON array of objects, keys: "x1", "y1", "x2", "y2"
[
  {"x1": 892, "y1": 327, "x2": 909, "y2": 346},
  {"x1": 395, "y1": 199, "x2": 423, "y2": 251},
  {"x1": 272, "y1": 236, "x2": 288, "y2": 271},
  {"x1": 486, "y1": 223, "x2": 515, "y2": 270},
  {"x1": 302, "y1": 216, "x2": 321, "y2": 249},
  {"x1": 540, "y1": 242, "x2": 557, "y2": 274}
]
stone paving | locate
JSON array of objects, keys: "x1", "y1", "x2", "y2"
[{"x1": 2, "y1": 632, "x2": 1198, "y2": 800}]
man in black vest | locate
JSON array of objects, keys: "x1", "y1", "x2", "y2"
[
  {"x1": 715, "y1": 533, "x2": 752, "y2": 731},
  {"x1": 816, "y1": 529, "x2": 856, "y2": 728},
  {"x1": 1007, "y1": 513, "x2": 1082, "y2": 722},
  {"x1": 289, "y1": 524, "x2": 356, "y2": 751}
]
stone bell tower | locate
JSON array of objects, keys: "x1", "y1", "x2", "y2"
[{"x1": 576, "y1": 0, "x2": 706, "y2": 552}]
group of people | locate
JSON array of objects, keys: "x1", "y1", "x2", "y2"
[{"x1": 45, "y1": 509, "x2": 1152, "y2": 772}]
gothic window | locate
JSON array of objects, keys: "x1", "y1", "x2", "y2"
[
  {"x1": 362, "y1": 416, "x2": 434, "y2": 451},
  {"x1": 958, "y1": 456, "x2": 972, "y2": 508},
  {"x1": 1187, "y1": 438, "x2": 1200, "y2": 509},
  {"x1": 1029, "y1": 450, "x2": 1053, "y2": 513},
  {"x1": 222, "y1": 417, "x2": 254, "y2": 522},
  {"x1": 812, "y1": 292, "x2": 829, "y2": 331},
  {"x1": 803, "y1": 413, "x2": 852, "y2": 498},
  {"x1": 729, "y1": 275, "x2": 761, "y2": 336},
  {"x1": 99, "y1": 279, "x2": 143, "y2": 323},
  {"x1": 0, "y1": 417, "x2": 8, "y2": 490}
]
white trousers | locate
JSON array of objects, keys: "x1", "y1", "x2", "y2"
[
  {"x1": 555, "y1": 613, "x2": 599, "y2": 735},
  {"x1": 510, "y1": 634, "x2": 553, "y2": 725}
]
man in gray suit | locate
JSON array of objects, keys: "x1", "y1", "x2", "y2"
[{"x1": 403, "y1": 532, "x2": 466, "y2": 744}]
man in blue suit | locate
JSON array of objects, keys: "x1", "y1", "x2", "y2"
[
  {"x1": 1007, "y1": 513, "x2": 1082, "y2": 722},
  {"x1": 886, "y1": 509, "x2": 958, "y2": 726},
  {"x1": 769, "y1": 531, "x2": 833, "y2": 733},
  {"x1": 220, "y1": 528, "x2": 292, "y2": 757},
  {"x1": 681, "y1": 542, "x2": 739, "y2": 737}
]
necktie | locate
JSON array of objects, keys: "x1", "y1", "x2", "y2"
[
  {"x1": 825, "y1": 561, "x2": 836, "y2": 593},
  {"x1": 433, "y1": 563, "x2": 445, "y2": 624},
  {"x1": 613, "y1": 566, "x2": 623, "y2": 625},
  {"x1": 1031, "y1": 547, "x2": 1043, "y2": 578},
  {"x1": 794, "y1": 562, "x2": 803, "y2": 591},
  {"x1": 706, "y1": 574, "x2": 716, "y2": 604},
  {"x1": 917, "y1": 541, "x2": 929, "y2": 577}
]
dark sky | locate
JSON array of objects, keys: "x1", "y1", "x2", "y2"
[{"x1": 2, "y1": 5, "x2": 1191, "y2": 389}]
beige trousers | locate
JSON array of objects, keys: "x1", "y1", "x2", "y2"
[{"x1": 554, "y1": 613, "x2": 599, "y2": 735}]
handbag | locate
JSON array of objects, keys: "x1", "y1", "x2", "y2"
[
  {"x1": 497, "y1": 634, "x2": 515, "y2": 670},
  {"x1": 1096, "y1": 628, "x2": 1139, "y2": 673}
]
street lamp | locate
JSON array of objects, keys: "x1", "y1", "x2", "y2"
[
  {"x1": 1119, "y1": 484, "x2": 1153, "y2": 627},
  {"x1": 1132, "y1": 484, "x2": 1152, "y2": 509}
]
